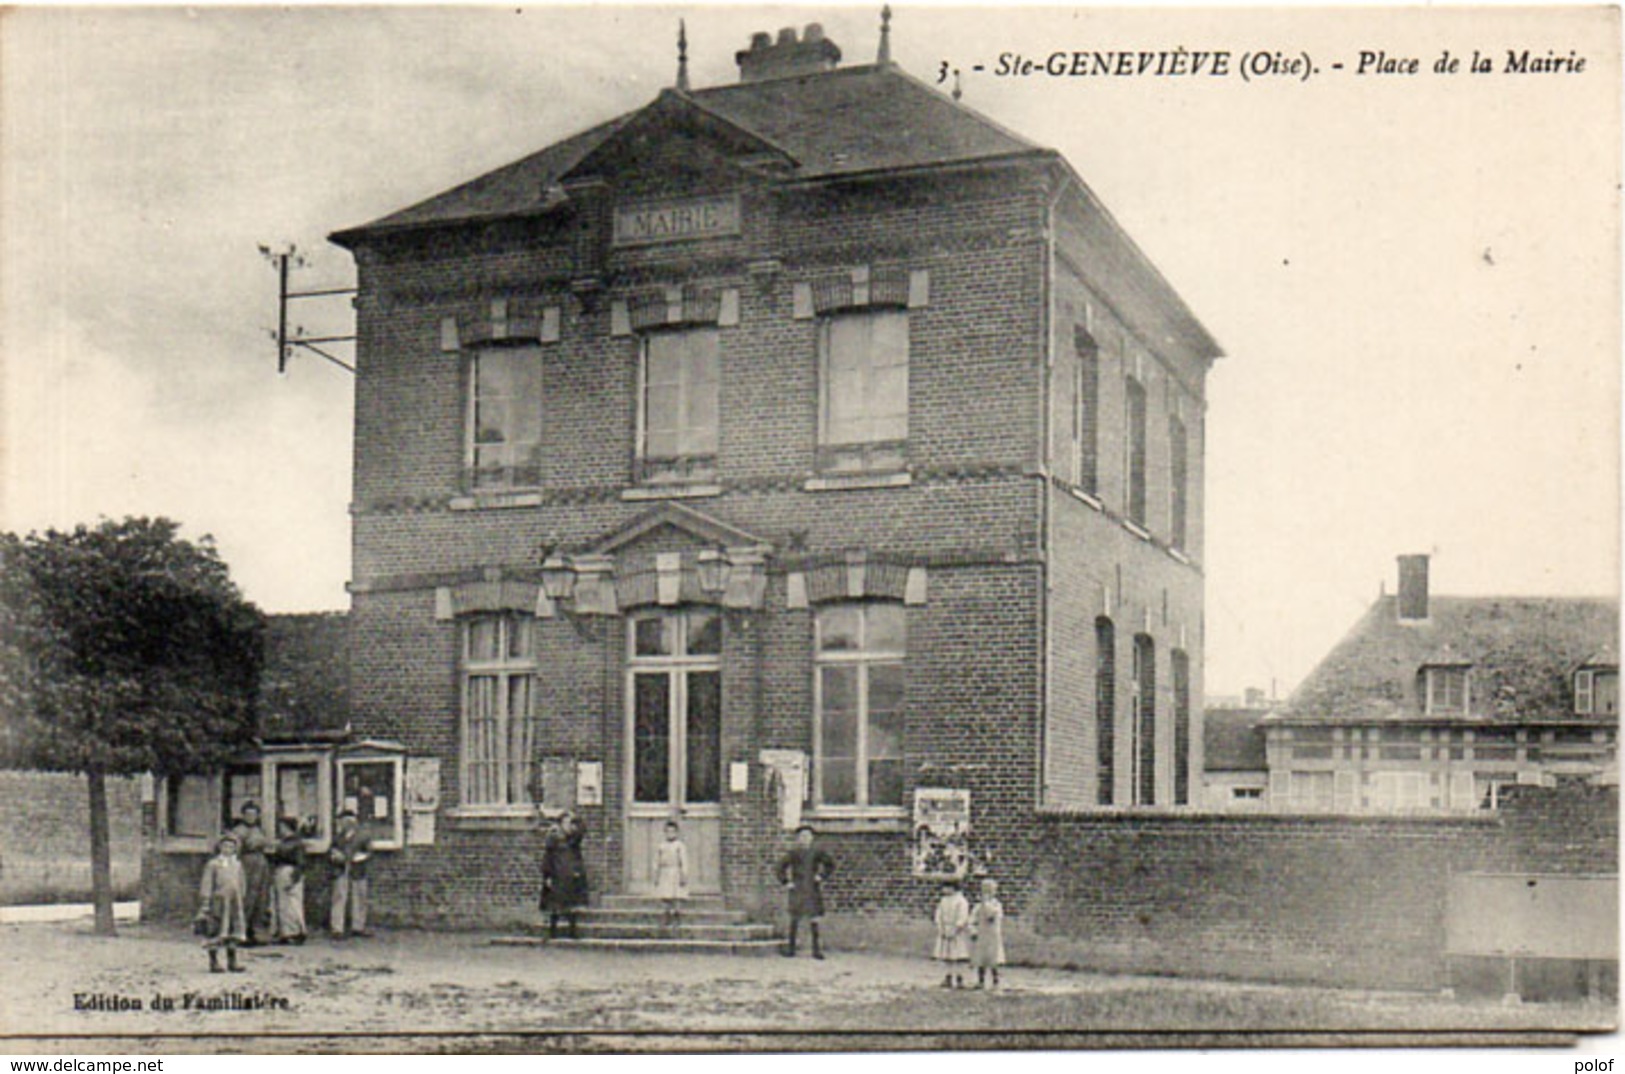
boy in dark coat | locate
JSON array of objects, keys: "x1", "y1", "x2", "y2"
[{"x1": 776, "y1": 824, "x2": 835, "y2": 959}]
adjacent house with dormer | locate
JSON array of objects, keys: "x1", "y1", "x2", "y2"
[{"x1": 1265, "y1": 555, "x2": 1618, "y2": 814}]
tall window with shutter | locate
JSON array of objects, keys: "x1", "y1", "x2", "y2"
[
  {"x1": 1132, "y1": 633, "x2": 1156, "y2": 806},
  {"x1": 1169, "y1": 414, "x2": 1188, "y2": 550},
  {"x1": 1125, "y1": 376, "x2": 1148, "y2": 526},
  {"x1": 1171, "y1": 648, "x2": 1191, "y2": 806},
  {"x1": 1095, "y1": 617, "x2": 1116, "y2": 805},
  {"x1": 1074, "y1": 327, "x2": 1100, "y2": 493}
]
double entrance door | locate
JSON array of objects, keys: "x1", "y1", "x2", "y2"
[{"x1": 625, "y1": 609, "x2": 722, "y2": 895}]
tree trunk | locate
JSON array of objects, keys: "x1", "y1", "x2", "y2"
[{"x1": 87, "y1": 769, "x2": 115, "y2": 936}]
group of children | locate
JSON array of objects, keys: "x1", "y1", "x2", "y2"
[
  {"x1": 933, "y1": 875, "x2": 1006, "y2": 989},
  {"x1": 194, "y1": 804, "x2": 372, "y2": 973}
]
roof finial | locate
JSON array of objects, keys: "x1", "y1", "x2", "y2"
[
  {"x1": 952, "y1": 68, "x2": 963, "y2": 101},
  {"x1": 676, "y1": 19, "x2": 690, "y2": 92},
  {"x1": 877, "y1": 5, "x2": 892, "y2": 64}
]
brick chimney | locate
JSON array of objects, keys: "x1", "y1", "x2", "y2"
[
  {"x1": 1397, "y1": 554, "x2": 1430, "y2": 621},
  {"x1": 736, "y1": 24, "x2": 842, "y2": 82}
]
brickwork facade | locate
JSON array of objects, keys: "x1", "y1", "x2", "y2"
[{"x1": 186, "y1": 37, "x2": 1219, "y2": 928}]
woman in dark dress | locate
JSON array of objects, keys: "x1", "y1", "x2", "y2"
[{"x1": 539, "y1": 811, "x2": 589, "y2": 939}]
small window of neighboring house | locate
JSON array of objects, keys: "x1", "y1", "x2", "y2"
[
  {"x1": 819, "y1": 310, "x2": 908, "y2": 474},
  {"x1": 1232, "y1": 786, "x2": 1263, "y2": 800},
  {"x1": 1289, "y1": 770, "x2": 1334, "y2": 811},
  {"x1": 1424, "y1": 666, "x2": 1470, "y2": 715},
  {"x1": 468, "y1": 344, "x2": 542, "y2": 489},
  {"x1": 1575, "y1": 668, "x2": 1619, "y2": 716},
  {"x1": 1370, "y1": 770, "x2": 1426, "y2": 813},
  {"x1": 1475, "y1": 772, "x2": 1518, "y2": 810},
  {"x1": 639, "y1": 328, "x2": 719, "y2": 485}
]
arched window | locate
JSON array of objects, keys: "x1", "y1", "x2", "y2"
[
  {"x1": 1133, "y1": 633, "x2": 1156, "y2": 806},
  {"x1": 1172, "y1": 649, "x2": 1191, "y2": 806},
  {"x1": 1095, "y1": 616, "x2": 1116, "y2": 806},
  {"x1": 1125, "y1": 376, "x2": 1148, "y2": 526}
]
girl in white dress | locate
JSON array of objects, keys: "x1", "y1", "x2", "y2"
[
  {"x1": 970, "y1": 876, "x2": 1007, "y2": 989},
  {"x1": 654, "y1": 820, "x2": 689, "y2": 933},
  {"x1": 933, "y1": 879, "x2": 971, "y2": 988}
]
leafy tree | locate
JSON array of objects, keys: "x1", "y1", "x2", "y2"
[{"x1": 0, "y1": 518, "x2": 263, "y2": 934}]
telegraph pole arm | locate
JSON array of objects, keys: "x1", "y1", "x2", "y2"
[{"x1": 261, "y1": 243, "x2": 357, "y2": 375}]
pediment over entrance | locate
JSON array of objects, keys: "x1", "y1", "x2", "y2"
[{"x1": 588, "y1": 501, "x2": 771, "y2": 559}]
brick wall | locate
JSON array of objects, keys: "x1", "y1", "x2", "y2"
[
  {"x1": 1, "y1": 770, "x2": 143, "y2": 904},
  {"x1": 1023, "y1": 782, "x2": 1617, "y2": 990}
]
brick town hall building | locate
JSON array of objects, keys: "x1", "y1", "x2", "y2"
[{"x1": 166, "y1": 17, "x2": 1221, "y2": 923}]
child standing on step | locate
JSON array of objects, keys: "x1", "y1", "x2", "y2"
[
  {"x1": 195, "y1": 832, "x2": 248, "y2": 973},
  {"x1": 933, "y1": 878, "x2": 971, "y2": 988},
  {"x1": 654, "y1": 820, "x2": 689, "y2": 934},
  {"x1": 969, "y1": 876, "x2": 1006, "y2": 989}
]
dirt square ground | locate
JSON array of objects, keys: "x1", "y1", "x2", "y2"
[{"x1": 0, "y1": 921, "x2": 1613, "y2": 1051}]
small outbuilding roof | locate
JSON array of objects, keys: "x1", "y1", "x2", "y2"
[
  {"x1": 1203, "y1": 706, "x2": 1270, "y2": 771},
  {"x1": 258, "y1": 612, "x2": 349, "y2": 739}
]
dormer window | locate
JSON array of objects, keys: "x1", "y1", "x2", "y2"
[
  {"x1": 1575, "y1": 667, "x2": 1619, "y2": 716},
  {"x1": 1424, "y1": 665, "x2": 1470, "y2": 715}
]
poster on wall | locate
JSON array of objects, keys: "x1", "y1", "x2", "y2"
[
  {"x1": 404, "y1": 757, "x2": 440, "y2": 813},
  {"x1": 912, "y1": 788, "x2": 972, "y2": 879},
  {"x1": 759, "y1": 749, "x2": 806, "y2": 830},
  {"x1": 576, "y1": 761, "x2": 603, "y2": 807},
  {"x1": 541, "y1": 757, "x2": 577, "y2": 811},
  {"x1": 406, "y1": 810, "x2": 435, "y2": 847}
]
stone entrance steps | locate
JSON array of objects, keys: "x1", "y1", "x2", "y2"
[{"x1": 491, "y1": 895, "x2": 785, "y2": 954}]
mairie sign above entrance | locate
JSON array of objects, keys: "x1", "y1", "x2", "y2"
[{"x1": 612, "y1": 195, "x2": 741, "y2": 247}]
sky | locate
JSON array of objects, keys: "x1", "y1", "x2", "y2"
[{"x1": 1, "y1": 4, "x2": 1617, "y2": 699}]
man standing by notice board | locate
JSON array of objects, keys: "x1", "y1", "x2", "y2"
[{"x1": 329, "y1": 808, "x2": 372, "y2": 940}]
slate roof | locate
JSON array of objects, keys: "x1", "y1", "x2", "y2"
[
  {"x1": 334, "y1": 64, "x2": 1038, "y2": 240},
  {"x1": 1203, "y1": 706, "x2": 1270, "y2": 771},
  {"x1": 1274, "y1": 595, "x2": 1619, "y2": 726},
  {"x1": 258, "y1": 612, "x2": 349, "y2": 740}
]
